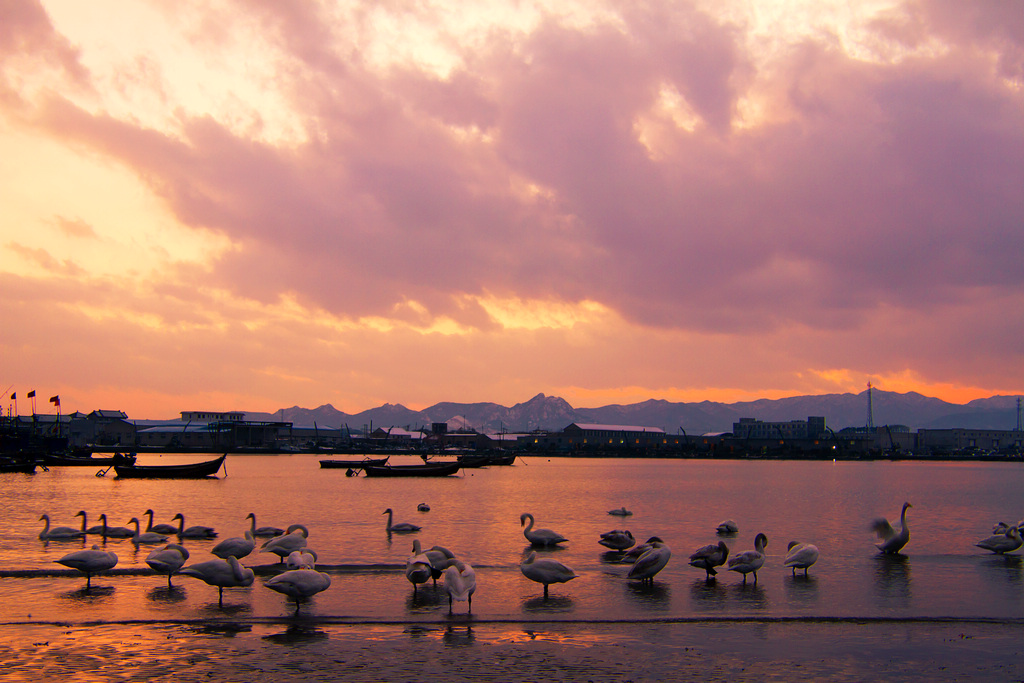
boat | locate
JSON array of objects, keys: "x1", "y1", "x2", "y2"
[
  {"x1": 319, "y1": 456, "x2": 390, "y2": 469},
  {"x1": 0, "y1": 458, "x2": 37, "y2": 473},
  {"x1": 484, "y1": 452, "x2": 518, "y2": 466},
  {"x1": 43, "y1": 451, "x2": 136, "y2": 467},
  {"x1": 114, "y1": 453, "x2": 227, "y2": 479},
  {"x1": 361, "y1": 462, "x2": 461, "y2": 477}
]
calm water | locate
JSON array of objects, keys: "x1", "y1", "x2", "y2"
[{"x1": 1, "y1": 455, "x2": 1023, "y2": 624}]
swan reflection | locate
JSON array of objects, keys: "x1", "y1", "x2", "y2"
[
  {"x1": 442, "y1": 624, "x2": 475, "y2": 647},
  {"x1": 624, "y1": 579, "x2": 671, "y2": 610},
  {"x1": 522, "y1": 594, "x2": 575, "y2": 612},
  {"x1": 783, "y1": 573, "x2": 820, "y2": 605},
  {"x1": 731, "y1": 581, "x2": 768, "y2": 610},
  {"x1": 146, "y1": 585, "x2": 187, "y2": 604},
  {"x1": 60, "y1": 585, "x2": 115, "y2": 602},
  {"x1": 262, "y1": 624, "x2": 329, "y2": 644},
  {"x1": 690, "y1": 578, "x2": 728, "y2": 611},
  {"x1": 978, "y1": 554, "x2": 1023, "y2": 586},
  {"x1": 874, "y1": 553, "x2": 911, "y2": 606}
]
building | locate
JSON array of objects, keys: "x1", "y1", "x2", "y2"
[{"x1": 732, "y1": 417, "x2": 827, "y2": 440}]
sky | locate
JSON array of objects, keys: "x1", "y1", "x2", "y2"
[{"x1": 1, "y1": 0, "x2": 1022, "y2": 419}]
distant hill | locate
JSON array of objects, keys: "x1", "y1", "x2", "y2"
[{"x1": 245, "y1": 391, "x2": 1023, "y2": 435}]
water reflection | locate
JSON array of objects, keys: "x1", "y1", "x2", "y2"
[
  {"x1": 874, "y1": 554, "x2": 911, "y2": 607},
  {"x1": 689, "y1": 579, "x2": 728, "y2": 611},
  {"x1": 262, "y1": 624, "x2": 329, "y2": 644},
  {"x1": 60, "y1": 585, "x2": 115, "y2": 602},
  {"x1": 783, "y1": 574, "x2": 820, "y2": 606},
  {"x1": 599, "y1": 551, "x2": 629, "y2": 565},
  {"x1": 442, "y1": 624, "x2": 475, "y2": 647},
  {"x1": 978, "y1": 554, "x2": 1023, "y2": 586},
  {"x1": 197, "y1": 600, "x2": 252, "y2": 616},
  {"x1": 731, "y1": 581, "x2": 768, "y2": 610},
  {"x1": 522, "y1": 594, "x2": 575, "y2": 612},
  {"x1": 405, "y1": 585, "x2": 445, "y2": 613},
  {"x1": 624, "y1": 580, "x2": 671, "y2": 610},
  {"x1": 146, "y1": 585, "x2": 187, "y2": 604}
]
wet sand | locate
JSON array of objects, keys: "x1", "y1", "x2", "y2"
[{"x1": 1, "y1": 619, "x2": 1022, "y2": 682}]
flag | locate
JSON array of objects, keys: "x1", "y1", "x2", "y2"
[
  {"x1": 27, "y1": 390, "x2": 35, "y2": 398},
  {"x1": 49, "y1": 395, "x2": 60, "y2": 406}
]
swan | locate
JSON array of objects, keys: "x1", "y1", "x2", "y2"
[
  {"x1": 520, "y1": 513, "x2": 568, "y2": 547},
  {"x1": 406, "y1": 548, "x2": 434, "y2": 592},
  {"x1": 992, "y1": 520, "x2": 1024, "y2": 535},
  {"x1": 417, "y1": 503, "x2": 431, "y2": 512},
  {"x1": 171, "y1": 513, "x2": 217, "y2": 539},
  {"x1": 145, "y1": 543, "x2": 190, "y2": 587},
  {"x1": 38, "y1": 514, "x2": 85, "y2": 540},
  {"x1": 261, "y1": 524, "x2": 309, "y2": 562},
  {"x1": 627, "y1": 537, "x2": 671, "y2": 584},
  {"x1": 622, "y1": 536, "x2": 661, "y2": 564},
  {"x1": 977, "y1": 525, "x2": 1023, "y2": 555},
  {"x1": 608, "y1": 507, "x2": 632, "y2": 516},
  {"x1": 383, "y1": 508, "x2": 421, "y2": 533},
  {"x1": 520, "y1": 551, "x2": 577, "y2": 599},
  {"x1": 411, "y1": 540, "x2": 454, "y2": 583},
  {"x1": 872, "y1": 502, "x2": 912, "y2": 555},
  {"x1": 144, "y1": 509, "x2": 179, "y2": 535},
  {"x1": 126, "y1": 517, "x2": 170, "y2": 546},
  {"x1": 728, "y1": 533, "x2": 768, "y2": 584},
  {"x1": 598, "y1": 529, "x2": 636, "y2": 551},
  {"x1": 716, "y1": 520, "x2": 739, "y2": 535},
  {"x1": 246, "y1": 512, "x2": 284, "y2": 537},
  {"x1": 77, "y1": 512, "x2": 134, "y2": 538},
  {"x1": 689, "y1": 540, "x2": 729, "y2": 580},
  {"x1": 264, "y1": 567, "x2": 332, "y2": 615},
  {"x1": 286, "y1": 549, "x2": 318, "y2": 570},
  {"x1": 180, "y1": 556, "x2": 255, "y2": 606},
  {"x1": 56, "y1": 546, "x2": 117, "y2": 588},
  {"x1": 211, "y1": 530, "x2": 256, "y2": 560},
  {"x1": 783, "y1": 541, "x2": 820, "y2": 575},
  {"x1": 443, "y1": 560, "x2": 476, "y2": 614}
]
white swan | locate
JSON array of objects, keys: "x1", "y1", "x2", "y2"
[
  {"x1": 77, "y1": 511, "x2": 134, "y2": 538},
  {"x1": 977, "y1": 525, "x2": 1023, "y2": 555},
  {"x1": 144, "y1": 509, "x2": 179, "y2": 535},
  {"x1": 171, "y1": 513, "x2": 217, "y2": 538},
  {"x1": 689, "y1": 540, "x2": 730, "y2": 580},
  {"x1": 261, "y1": 524, "x2": 309, "y2": 562},
  {"x1": 621, "y1": 536, "x2": 660, "y2": 564},
  {"x1": 443, "y1": 560, "x2": 476, "y2": 614},
  {"x1": 180, "y1": 556, "x2": 255, "y2": 606},
  {"x1": 246, "y1": 512, "x2": 284, "y2": 537},
  {"x1": 406, "y1": 549, "x2": 434, "y2": 591},
  {"x1": 211, "y1": 530, "x2": 256, "y2": 560},
  {"x1": 56, "y1": 546, "x2": 118, "y2": 588},
  {"x1": 520, "y1": 551, "x2": 577, "y2": 599},
  {"x1": 410, "y1": 540, "x2": 454, "y2": 583},
  {"x1": 264, "y1": 567, "x2": 332, "y2": 614},
  {"x1": 872, "y1": 502, "x2": 912, "y2": 555},
  {"x1": 520, "y1": 513, "x2": 568, "y2": 547},
  {"x1": 598, "y1": 529, "x2": 636, "y2": 551},
  {"x1": 126, "y1": 517, "x2": 170, "y2": 546},
  {"x1": 627, "y1": 537, "x2": 671, "y2": 584},
  {"x1": 728, "y1": 533, "x2": 768, "y2": 584},
  {"x1": 783, "y1": 541, "x2": 820, "y2": 575},
  {"x1": 145, "y1": 543, "x2": 190, "y2": 587},
  {"x1": 383, "y1": 508, "x2": 421, "y2": 533},
  {"x1": 716, "y1": 520, "x2": 739, "y2": 535},
  {"x1": 608, "y1": 507, "x2": 632, "y2": 516},
  {"x1": 286, "y1": 549, "x2": 318, "y2": 570},
  {"x1": 38, "y1": 514, "x2": 85, "y2": 540}
]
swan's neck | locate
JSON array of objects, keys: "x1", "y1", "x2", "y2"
[
  {"x1": 523, "y1": 515, "x2": 534, "y2": 533},
  {"x1": 900, "y1": 506, "x2": 909, "y2": 530}
]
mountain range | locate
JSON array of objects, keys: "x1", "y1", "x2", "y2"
[{"x1": 245, "y1": 390, "x2": 1023, "y2": 435}]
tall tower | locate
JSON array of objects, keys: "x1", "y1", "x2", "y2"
[
  {"x1": 1017, "y1": 397, "x2": 1022, "y2": 432},
  {"x1": 866, "y1": 382, "x2": 875, "y2": 431}
]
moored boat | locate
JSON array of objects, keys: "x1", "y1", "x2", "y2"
[
  {"x1": 114, "y1": 453, "x2": 227, "y2": 479},
  {"x1": 44, "y1": 451, "x2": 136, "y2": 467},
  {"x1": 319, "y1": 456, "x2": 390, "y2": 469},
  {"x1": 362, "y1": 462, "x2": 461, "y2": 477}
]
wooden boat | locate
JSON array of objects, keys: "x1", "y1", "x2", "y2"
[
  {"x1": 0, "y1": 458, "x2": 37, "y2": 473},
  {"x1": 319, "y1": 456, "x2": 390, "y2": 469},
  {"x1": 44, "y1": 451, "x2": 135, "y2": 467},
  {"x1": 484, "y1": 452, "x2": 518, "y2": 466},
  {"x1": 114, "y1": 453, "x2": 227, "y2": 479},
  {"x1": 361, "y1": 462, "x2": 461, "y2": 477}
]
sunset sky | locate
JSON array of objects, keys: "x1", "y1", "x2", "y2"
[{"x1": 2, "y1": 0, "x2": 1022, "y2": 419}]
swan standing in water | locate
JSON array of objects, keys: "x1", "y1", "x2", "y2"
[
  {"x1": 783, "y1": 541, "x2": 820, "y2": 575},
  {"x1": 520, "y1": 513, "x2": 568, "y2": 547},
  {"x1": 728, "y1": 533, "x2": 768, "y2": 584},
  {"x1": 443, "y1": 560, "x2": 476, "y2": 614},
  {"x1": 180, "y1": 556, "x2": 255, "y2": 606},
  {"x1": 621, "y1": 536, "x2": 661, "y2": 564},
  {"x1": 211, "y1": 530, "x2": 256, "y2": 560},
  {"x1": 977, "y1": 525, "x2": 1023, "y2": 555},
  {"x1": 520, "y1": 551, "x2": 577, "y2": 599},
  {"x1": 246, "y1": 512, "x2": 284, "y2": 537},
  {"x1": 261, "y1": 524, "x2": 310, "y2": 562},
  {"x1": 689, "y1": 540, "x2": 730, "y2": 580},
  {"x1": 144, "y1": 509, "x2": 179, "y2": 535},
  {"x1": 383, "y1": 508, "x2": 421, "y2": 533},
  {"x1": 145, "y1": 544, "x2": 190, "y2": 587},
  {"x1": 126, "y1": 517, "x2": 170, "y2": 546},
  {"x1": 265, "y1": 566, "x2": 332, "y2": 615},
  {"x1": 411, "y1": 540, "x2": 455, "y2": 583},
  {"x1": 872, "y1": 502, "x2": 912, "y2": 555},
  {"x1": 171, "y1": 513, "x2": 217, "y2": 539},
  {"x1": 627, "y1": 537, "x2": 671, "y2": 584},
  {"x1": 38, "y1": 514, "x2": 85, "y2": 540},
  {"x1": 598, "y1": 529, "x2": 636, "y2": 551},
  {"x1": 56, "y1": 546, "x2": 118, "y2": 589}
]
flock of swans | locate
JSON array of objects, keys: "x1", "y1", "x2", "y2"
[{"x1": 39, "y1": 498, "x2": 1024, "y2": 615}]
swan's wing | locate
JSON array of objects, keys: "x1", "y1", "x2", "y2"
[{"x1": 871, "y1": 517, "x2": 896, "y2": 540}]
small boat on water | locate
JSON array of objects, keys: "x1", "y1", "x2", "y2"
[
  {"x1": 114, "y1": 453, "x2": 227, "y2": 479},
  {"x1": 362, "y1": 462, "x2": 461, "y2": 478},
  {"x1": 44, "y1": 451, "x2": 136, "y2": 467},
  {"x1": 0, "y1": 457, "x2": 37, "y2": 473},
  {"x1": 319, "y1": 457, "x2": 390, "y2": 469}
]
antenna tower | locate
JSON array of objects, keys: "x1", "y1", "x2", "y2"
[
  {"x1": 866, "y1": 382, "x2": 875, "y2": 431},
  {"x1": 1017, "y1": 397, "x2": 1022, "y2": 432}
]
